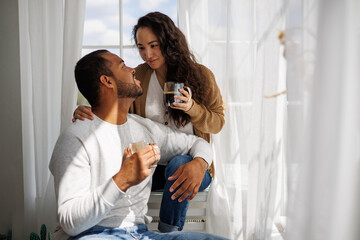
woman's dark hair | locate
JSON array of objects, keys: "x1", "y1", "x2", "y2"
[
  {"x1": 74, "y1": 49, "x2": 113, "y2": 108},
  {"x1": 132, "y1": 12, "x2": 209, "y2": 127}
]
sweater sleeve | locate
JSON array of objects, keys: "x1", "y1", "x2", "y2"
[
  {"x1": 185, "y1": 65, "x2": 225, "y2": 134},
  {"x1": 49, "y1": 130, "x2": 125, "y2": 236},
  {"x1": 134, "y1": 116, "x2": 213, "y2": 167}
]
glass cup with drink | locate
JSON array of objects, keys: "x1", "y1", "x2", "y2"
[
  {"x1": 129, "y1": 141, "x2": 160, "y2": 168},
  {"x1": 163, "y1": 82, "x2": 192, "y2": 107}
]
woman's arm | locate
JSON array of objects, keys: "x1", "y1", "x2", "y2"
[{"x1": 184, "y1": 66, "x2": 225, "y2": 134}]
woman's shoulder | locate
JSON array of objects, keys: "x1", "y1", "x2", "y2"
[
  {"x1": 196, "y1": 63, "x2": 215, "y2": 79},
  {"x1": 135, "y1": 63, "x2": 153, "y2": 86},
  {"x1": 196, "y1": 63, "x2": 209, "y2": 70},
  {"x1": 135, "y1": 63, "x2": 151, "y2": 74}
]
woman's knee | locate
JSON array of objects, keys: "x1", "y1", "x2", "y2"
[{"x1": 165, "y1": 155, "x2": 192, "y2": 178}]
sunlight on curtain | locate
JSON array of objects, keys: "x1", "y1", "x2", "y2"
[
  {"x1": 284, "y1": 0, "x2": 318, "y2": 238},
  {"x1": 179, "y1": 0, "x2": 287, "y2": 239},
  {"x1": 18, "y1": 0, "x2": 86, "y2": 235},
  {"x1": 286, "y1": 0, "x2": 360, "y2": 239}
]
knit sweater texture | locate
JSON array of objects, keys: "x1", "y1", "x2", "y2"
[{"x1": 49, "y1": 114, "x2": 212, "y2": 238}]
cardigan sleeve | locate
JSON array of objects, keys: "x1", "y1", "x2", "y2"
[{"x1": 185, "y1": 65, "x2": 225, "y2": 134}]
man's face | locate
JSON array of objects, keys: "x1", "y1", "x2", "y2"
[{"x1": 103, "y1": 52, "x2": 143, "y2": 98}]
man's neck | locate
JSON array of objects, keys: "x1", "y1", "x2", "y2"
[{"x1": 92, "y1": 98, "x2": 133, "y2": 125}]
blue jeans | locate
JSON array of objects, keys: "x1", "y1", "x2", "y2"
[
  {"x1": 68, "y1": 224, "x2": 228, "y2": 240},
  {"x1": 154, "y1": 155, "x2": 212, "y2": 232}
]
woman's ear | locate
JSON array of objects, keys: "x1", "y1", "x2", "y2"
[{"x1": 100, "y1": 75, "x2": 114, "y2": 88}]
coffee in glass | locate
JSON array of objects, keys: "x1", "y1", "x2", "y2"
[{"x1": 163, "y1": 82, "x2": 191, "y2": 107}]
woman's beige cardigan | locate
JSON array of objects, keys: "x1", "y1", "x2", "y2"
[{"x1": 130, "y1": 63, "x2": 225, "y2": 177}]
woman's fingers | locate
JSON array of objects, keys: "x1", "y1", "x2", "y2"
[
  {"x1": 73, "y1": 105, "x2": 94, "y2": 121},
  {"x1": 171, "y1": 88, "x2": 193, "y2": 111},
  {"x1": 177, "y1": 88, "x2": 189, "y2": 101},
  {"x1": 78, "y1": 106, "x2": 94, "y2": 119}
]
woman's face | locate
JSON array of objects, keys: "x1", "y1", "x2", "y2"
[{"x1": 136, "y1": 27, "x2": 166, "y2": 70}]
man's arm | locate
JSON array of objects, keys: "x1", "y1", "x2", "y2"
[
  {"x1": 162, "y1": 130, "x2": 212, "y2": 202},
  {"x1": 49, "y1": 131, "x2": 157, "y2": 236},
  {"x1": 139, "y1": 116, "x2": 213, "y2": 202},
  {"x1": 50, "y1": 131, "x2": 125, "y2": 236}
]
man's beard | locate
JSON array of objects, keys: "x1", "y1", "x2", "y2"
[{"x1": 116, "y1": 81, "x2": 143, "y2": 98}]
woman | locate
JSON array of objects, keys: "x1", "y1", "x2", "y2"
[{"x1": 73, "y1": 12, "x2": 225, "y2": 233}]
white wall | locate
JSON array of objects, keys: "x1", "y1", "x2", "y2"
[{"x1": 0, "y1": 0, "x2": 25, "y2": 239}]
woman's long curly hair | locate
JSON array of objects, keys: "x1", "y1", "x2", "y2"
[{"x1": 132, "y1": 11, "x2": 209, "y2": 128}]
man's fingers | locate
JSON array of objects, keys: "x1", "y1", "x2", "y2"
[
  {"x1": 134, "y1": 145, "x2": 160, "y2": 168},
  {"x1": 122, "y1": 147, "x2": 132, "y2": 162},
  {"x1": 169, "y1": 174, "x2": 186, "y2": 193},
  {"x1": 171, "y1": 181, "x2": 192, "y2": 202},
  {"x1": 186, "y1": 186, "x2": 199, "y2": 201},
  {"x1": 168, "y1": 166, "x2": 184, "y2": 181}
]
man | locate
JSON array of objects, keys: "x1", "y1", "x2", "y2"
[{"x1": 50, "y1": 50, "x2": 227, "y2": 240}]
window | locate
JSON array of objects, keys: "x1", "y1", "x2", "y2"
[{"x1": 78, "y1": 0, "x2": 177, "y2": 105}]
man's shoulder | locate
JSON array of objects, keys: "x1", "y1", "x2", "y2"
[
  {"x1": 60, "y1": 119, "x2": 94, "y2": 140},
  {"x1": 128, "y1": 114, "x2": 167, "y2": 132},
  {"x1": 49, "y1": 120, "x2": 93, "y2": 173},
  {"x1": 128, "y1": 113, "x2": 153, "y2": 126}
]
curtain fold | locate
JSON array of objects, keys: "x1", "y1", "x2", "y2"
[
  {"x1": 61, "y1": 0, "x2": 86, "y2": 132},
  {"x1": 18, "y1": 0, "x2": 86, "y2": 235},
  {"x1": 286, "y1": 0, "x2": 360, "y2": 239},
  {"x1": 179, "y1": 1, "x2": 286, "y2": 239}
]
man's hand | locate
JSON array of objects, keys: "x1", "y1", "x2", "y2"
[
  {"x1": 112, "y1": 145, "x2": 159, "y2": 192},
  {"x1": 168, "y1": 157, "x2": 208, "y2": 202}
]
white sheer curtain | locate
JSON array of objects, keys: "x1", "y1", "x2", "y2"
[
  {"x1": 179, "y1": 1, "x2": 287, "y2": 239},
  {"x1": 286, "y1": 0, "x2": 360, "y2": 239},
  {"x1": 18, "y1": 0, "x2": 86, "y2": 235}
]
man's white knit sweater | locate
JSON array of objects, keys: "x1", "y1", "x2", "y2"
[{"x1": 49, "y1": 113, "x2": 213, "y2": 238}]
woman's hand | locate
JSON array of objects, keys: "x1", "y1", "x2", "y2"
[
  {"x1": 171, "y1": 88, "x2": 193, "y2": 112},
  {"x1": 72, "y1": 105, "x2": 94, "y2": 122}
]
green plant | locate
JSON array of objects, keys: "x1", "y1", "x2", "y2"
[
  {"x1": 40, "y1": 225, "x2": 46, "y2": 240},
  {"x1": 29, "y1": 232, "x2": 40, "y2": 240},
  {"x1": 0, "y1": 230, "x2": 12, "y2": 240},
  {"x1": 30, "y1": 224, "x2": 50, "y2": 240}
]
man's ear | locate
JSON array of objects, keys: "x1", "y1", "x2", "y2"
[{"x1": 99, "y1": 75, "x2": 113, "y2": 89}]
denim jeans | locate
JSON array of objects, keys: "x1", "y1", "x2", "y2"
[
  {"x1": 154, "y1": 155, "x2": 212, "y2": 232},
  {"x1": 68, "y1": 224, "x2": 228, "y2": 240}
]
